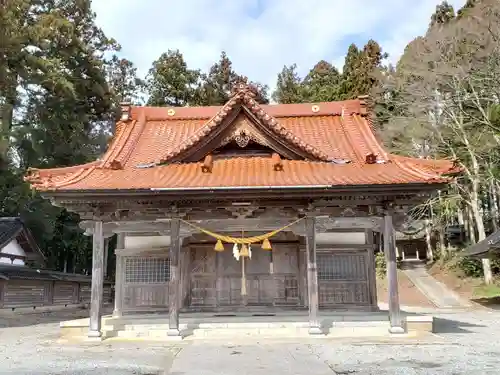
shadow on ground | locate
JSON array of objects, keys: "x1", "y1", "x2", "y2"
[
  {"x1": 471, "y1": 297, "x2": 500, "y2": 310},
  {"x1": 0, "y1": 307, "x2": 112, "y2": 328},
  {"x1": 433, "y1": 317, "x2": 485, "y2": 334}
]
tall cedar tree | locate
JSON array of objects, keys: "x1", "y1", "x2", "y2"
[
  {"x1": 272, "y1": 64, "x2": 305, "y2": 104},
  {"x1": 2, "y1": 0, "x2": 120, "y2": 272},
  {"x1": 340, "y1": 41, "x2": 387, "y2": 100},
  {"x1": 302, "y1": 60, "x2": 341, "y2": 102},
  {"x1": 0, "y1": 0, "x2": 118, "y2": 167},
  {"x1": 146, "y1": 50, "x2": 200, "y2": 107},
  {"x1": 197, "y1": 52, "x2": 269, "y2": 105},
  {"x1": 106, "y1": 55, "x2": 144, "y2": 106}
]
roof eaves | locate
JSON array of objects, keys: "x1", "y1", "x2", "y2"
[{"x1": 0, "y1": 218, "x2": 24, "y2": 250}]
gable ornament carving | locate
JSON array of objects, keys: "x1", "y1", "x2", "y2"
[
  {"x1": 219, "y1": 116, "x2": 272, "y2": 149},
  {"x1": 234, "y1": 130, "x2": 250, "y2": 147}
]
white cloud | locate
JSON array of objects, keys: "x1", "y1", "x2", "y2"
[{"x1": 91, "y1": 0, "x2": 467, "y2": 90}]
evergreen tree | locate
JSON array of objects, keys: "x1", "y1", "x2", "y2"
[
  {"x1": 0, "y1": 0, "x2": 118, "y2": 167},
  {"x1": 340, "y1": 41, "x2": 387, "y2": 99},
  {"x1": 106, "y1": 55, "x2": 144, "y2": 105},
  {"x1": 430, "y1": 1, "x2": 456, "y2": 28},
  {"x1": 302, "y1": 60, "x2": 341, "y2": 102},
  {"x1": 146, "y1": 50, "x2": 200, "y2": 107},
  {"x1": 2, "y1": 0, "x2": 119, "y2": 272},
  {"x1": 197, "y1": 51, "x2": 269, "y2": 105},
  {"x1": 457, "y1": 0, "x2": 478, "y2": 18},
  {"x1": 272, "y1": 64, "x2": 305, "y2": 104}
]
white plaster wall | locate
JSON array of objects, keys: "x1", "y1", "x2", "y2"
[
  {"x1": 0, "y1": 239, "x2": 26, "y2": 265},
  {"x1": 124, "y1": 235, "x2": 170, "y2": 249},
  {"x1": 124, "y1": 233, "x2": 365, "y2": 249},
  {"x1": 316, "y1": 232, "x2": 366, "y2": 245}
]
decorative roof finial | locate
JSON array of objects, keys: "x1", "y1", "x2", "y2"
[
  {"x1": 231, "y1": 76, "x2": 257, "y2": 98},
  {"x1": 120, "y1": 102, "x2": 132, "y2": 121}
]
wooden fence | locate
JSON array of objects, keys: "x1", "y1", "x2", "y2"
[{"x1": 0, "y1": 264, "x2": 112, "y2": 309}]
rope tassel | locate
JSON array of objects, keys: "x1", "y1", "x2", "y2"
[
  {"x1": 239, "y1": 244, "x2": 249, "y2": 257},
  {"x1": 214, "y1": 239, "x2": 225, "y2": 252},
  {"x1": 261, "y1": 238, "x2": 272, "y2": 251}
]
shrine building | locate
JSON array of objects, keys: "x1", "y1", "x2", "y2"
[{"x1": 25, "y1": 82, "x2": 456, "y2": 339}]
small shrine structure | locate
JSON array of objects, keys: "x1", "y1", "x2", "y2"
[{"x1": 25, "y1": 82, "x2": 456, "y2": 338}]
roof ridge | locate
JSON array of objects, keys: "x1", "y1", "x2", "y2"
[
  {"x1": 111, "y1": 111, "x2": 148, "y2": 169},
  {"x1": 352, "y1": 115, "x2": 389, "y2": 161},
  {"x1": 155, "y1": 87, "x2": 332, "y2": 164},
  {"x1": 338, "y1": 109, "x2": 367, "y2": 164},
  {"x1": 24, "y1": 161, "x2": 100, "y2": 187},
  {"x1": 101, "y1": 119, "x2": 137, "y2": 168},
  {"x1": 129, "y1": 99, "x2": 365, "y2": 122}
]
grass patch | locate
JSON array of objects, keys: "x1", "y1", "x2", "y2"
[{"x1": 472, "y1": 283, "x2": 500, "y2": 298}]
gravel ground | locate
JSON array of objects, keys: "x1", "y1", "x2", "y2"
[{"x1": 0, "y1": 308, "x2": 499, "y2": 374}]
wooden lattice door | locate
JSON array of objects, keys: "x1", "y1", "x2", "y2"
[
  {"x1": 189, "y1": 248, "x2": 216, "y2": 308},
  {"x1": 216, "y1": 247, "x2": 242, "y2": 306},
  {"x1": 317, "y1": 249, "x2": 371, "y2": 307}
]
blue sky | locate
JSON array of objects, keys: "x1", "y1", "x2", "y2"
[{"x1": 91, "y1": 0, "x2": 466, "y2": 90}]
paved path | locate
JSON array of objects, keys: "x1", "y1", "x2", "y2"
[
  {"x1": 403, "y1": 266, "x2": 472, "y2": 309},
  {"x1": 1, "y1": 308, "x2": 500, "y2": 374}
]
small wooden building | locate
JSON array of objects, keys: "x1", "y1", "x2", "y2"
[
  {"x1": 0, "y1": 217, "x2": 113, "y2": 309},
  {"x1": 463, "y1": 229, "x2": 500, "y2": 257},
  {"x1": 0, "y1": 263, "x2": 113, "y2": 309},
  {"x1": 0, "y1": 217, "x2": 45, "y2": 266},
  {"x1": 25, "y1": 82, "x2": 455, "y2": 338}
]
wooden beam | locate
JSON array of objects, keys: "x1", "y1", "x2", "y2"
[
  {"x1": 384, "y1": 213, "x2": 404, "y2": 333},
  {"x1": 81, "y1": 216, "x2": 383, "y2": 239},
  {"x1": 305, "y1": 217, "x2": 322, "y2": 335},
  {"x1": 168, "y1": 218, "x2": 181, "y2": 336},
  {"x1": 80, "y1": 220, "x2": 172, "y2": 235},
  {"x1": 161, "y1": 218, "x2": 306, "y2": 235},
  {"x1": 88, "y1": 221, "x2": 105, "y2": 339}
]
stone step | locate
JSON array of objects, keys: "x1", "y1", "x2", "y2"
[
  {"x1": 104, "y1": 320, "x2": 390, "y2": 340},
  {"x1": 108, "y1": 319, "x2": 388, "y2": 331}
]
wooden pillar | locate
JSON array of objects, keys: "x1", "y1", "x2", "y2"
[
  {"x1": 305, "y1": 217, "x2": 321, "y2": 335},
  {"x1": 103, "y1": 237, "x2": 110, "y2": 278},
  {"x1": 365, "y1": 229, "x2": 378, "y2": 311},
  {"x1": 112, "y1": 233, "x2": 125, "y2": 318},
  {"x1": 88, "y1": 220, "x2": 105, "y2": 339},
  {"x1": 383, "y1": 213, "x2": 404, "y2": 333},
  {"x1": 168, "y1": 219, "x2": 181, "y2": 336}
]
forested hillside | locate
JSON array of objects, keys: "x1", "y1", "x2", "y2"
[{"x1": 1, "y1": 0, "x2": 499, "y2": 284}]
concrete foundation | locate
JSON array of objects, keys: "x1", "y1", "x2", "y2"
[{"x1": 59, "y1": 311, "x2": 435, "y2": 342}]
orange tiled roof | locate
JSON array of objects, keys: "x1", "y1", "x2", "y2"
[{"x1": 24, "y1": 84, "x2": 456, "y2": 192}]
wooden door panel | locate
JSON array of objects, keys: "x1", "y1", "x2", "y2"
[
  {"x1": 317, "y1": 250, "x2": 371, "y2": 307},
  {"x1": 189, "y1": 247, "x2": 216, "y2": 307}
]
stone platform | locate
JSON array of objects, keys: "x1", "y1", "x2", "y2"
[{"x1": 59, "y1": 310, "x2": 434, "y2": 342}]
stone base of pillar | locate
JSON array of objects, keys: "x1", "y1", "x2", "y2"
[
  {"x1": 87, "y1": 330, "x2": 103, "y2": 339},
  {"x1": 85, "y1": 336, "x2": 104, "y2": 342},
  {"x1": 167, "y1": 328, "x2": 181, "y2": 337},
  {"x1": 388, "y1": 326, "x2": 405, "y2": 334},
  {"x1": 308, "y1": 326, "x2": 323, "y2": 335},
  {"x1": 112, "y1": 310, "x2": 122, "y2": 318}
]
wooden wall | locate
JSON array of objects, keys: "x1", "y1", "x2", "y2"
[
  {"x1": 0, "y1": 278, "x2": 112, "y2": 309},
  {"x1": 117, "y1": 230, "x2": 378, "y2": 313}
]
